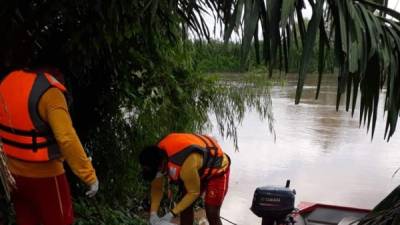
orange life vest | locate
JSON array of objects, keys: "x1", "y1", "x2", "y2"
[
  {"x1": 157, "y1": 133, "x2": 226, "y2": 182},
  {"x1": 0, "y1": 70, "x2": 67, "y2": 162}
]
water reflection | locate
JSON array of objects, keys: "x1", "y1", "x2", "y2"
[{"x1": 211, "y1": 74, "x2": 400, "y2": 225}]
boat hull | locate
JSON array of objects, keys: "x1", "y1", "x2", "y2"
[{"x1": 294, "y1": 202, "x2": 370, "y2": 225}]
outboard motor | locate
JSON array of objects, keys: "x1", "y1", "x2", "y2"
[{"x1": 251, "y1": 180, "x2": 296, "y2": 225}]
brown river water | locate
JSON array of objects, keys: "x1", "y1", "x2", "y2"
[{"x1": 210, "y1": 73, "x2": 400, "y2": 225}]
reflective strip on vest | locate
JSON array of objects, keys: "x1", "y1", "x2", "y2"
[{"x1": 0, "y1": 70, "x2": 66, "y2": 162}]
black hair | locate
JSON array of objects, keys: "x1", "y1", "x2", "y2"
[{"x1": 139, "y1": 145, "x2": 166, "y2": 181}]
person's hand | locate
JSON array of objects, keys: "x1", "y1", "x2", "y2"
[
  {"x1": 149, "y1": 212, "x2": 160, "y2": 225},
  {"x1": 86, "y1": 180, "x2": 99, "y2": 197},
  {"x1": 159, "y1": 212, "x2": 174, "y2": 223}
]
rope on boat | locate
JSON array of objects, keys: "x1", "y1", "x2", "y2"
[{"x1": 220, "y1": 216, "x2": 239, "y2": 225}]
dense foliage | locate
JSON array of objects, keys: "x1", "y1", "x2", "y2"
[
  {"x1": 191, "y1": 39, "x2": 335, "y2": 74},
  {"x1": 222, "y1": 0, "x2": 399, "y2": 140},
  {"x1": 1, "y1": 0, "x2": 219, "y2": 193},
  {"x1": 192, "y1": 41, "x2": 242, "y2": 73},
  {"x1": 0, "y1": 1, "x2": 274, "y2": 224}
]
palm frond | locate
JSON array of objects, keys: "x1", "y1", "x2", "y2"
[
  {"x1": 215, "y1": 1, "x2": 400, "y2": 224},
  {"x1": 218, "y1": 0, "x2": 400, "y2": 141}
]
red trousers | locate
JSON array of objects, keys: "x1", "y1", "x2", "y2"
[
  {"x1": 201, "y1": 167, "x2": 230, "y2": 206},
  {"x1": 11, "y1": 173, "x2": 74, "y2": 225}
]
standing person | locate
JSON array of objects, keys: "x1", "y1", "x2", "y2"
[
  {"x1": 139, "y1": 133, "x2": 231, "y2": 225},
  {"x1": 0, "y1": 69, "x2": 99, "y2": 225}
]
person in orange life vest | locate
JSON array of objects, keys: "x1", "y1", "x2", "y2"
[
  {"x1": 139, "y1": 133, "x2": 231, "y2": 225},
  {"x1": 0, "y1": 68, "x2": 99, "y2": 225}
]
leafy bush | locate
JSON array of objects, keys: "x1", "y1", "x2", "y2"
[
  {"x1": 74, "y1": 199, "x2": 146, "y2": 225},
  {"x1": 190, "y1": 39, "x2": 335, "y2": 74},
  {"x1": 191, "y1": 40, "x2": 243, "y2": 73}
]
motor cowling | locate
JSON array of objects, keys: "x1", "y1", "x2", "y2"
[{"x1": 251, "y1": 181, "x2": 295, "y2": 225}]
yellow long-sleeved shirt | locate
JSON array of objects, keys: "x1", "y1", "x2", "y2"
[
  {"x1": 7, "y1": 87, "x2": 97, "y2": 185},
  {"x1": 150, "y1": 152, "x2": 229, "y2": 215}
]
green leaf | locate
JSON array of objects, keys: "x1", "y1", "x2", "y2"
[
  {"x1": 348, "y1": 39, "x2": 359, "y2": 73},
  {"x1": 224, "y1": 0, "x2": 245, "y2": 42},
  {"x1": 337, "y1": 0, "x2": 348, "y2": 54},
  {"x1": 345, "y1": 70, "x2": 352, "y2": 112},
  {"x1": 356, "y1": 3, "x2": 374, "y2": 70},
  {"x1": 346, "y1": 1, "x2": 365, "y2": 74},
  {"x1": 254, "y1": 25, "x2": 261, "y2": 65},
  {"x1": 358, "y1": 0, "x2": 400, "y2": 21},
  {"x1": 267, "y1": 0, "x2": 283, "y2": 77},
  {"x1": 358, "y1": 3, "x2": 381, "y2": 75},
  {"x1": 384, "y1": 20, "x2": 400, "y2": 49},
  {"x1": 295, "y1": 0, "x2": 324, "y2": 104},
  {"x1": 351, "y1": 70, "x2": 360, "y2": 117},
  {"x1": 337, "y1": 63, "x2": 349, "y2": 111},
  {"x1": 286, "y1": 23, "x2": 291, "y2": 53},
  {"x1": 259, "y1": 0, "x2": 271, "y2": 65},
  {"x1": 295, "y1": 2, "x2": 306, "y2": 45},
  {"x1": 316, "y1": 21, "x2": 326, "y2": 100},
  {"x1": 360, "y1": 52, "x2": 380, "y2": 137},
  {"x1": 280, "y1": 0, "x2": 296, "y2": 28},
  {"x1": 283, "y1": 27, "x2": 289, "y2": 73},
  {"x1": 150, "y1": 0, "x2": 160, "y2": 24},
  {"x1": 240, "y1": 0, "x2": 261, "y2": 69},
  {"x1": 289, "y1": 14, "x2": 299, "y2": 49}
]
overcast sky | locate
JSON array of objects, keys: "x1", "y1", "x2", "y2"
[
  {"x1": 303, "y1": 0, "x2": 400, "y2": 17},
  {"x1": 203, "y1": 0, "x2": 400, "y2": 41}
]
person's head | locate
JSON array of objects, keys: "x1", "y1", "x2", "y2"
[{"x1": 139, "y1": 145, "x2": 167, "y2": 181}]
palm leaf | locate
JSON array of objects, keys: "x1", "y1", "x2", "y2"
[
  {"x1": 296, "y1": 1, "x2": 307, "y2": 45},
  {"x1": 259, "y1": 0, "x2": 271, "y2": 66},
  {"x1": 295, "y1": 0, "x2": 324, "y2": 104},
  {"x1": 215, "y1": 0, "x2": 400, "y2": 223},
  {"x1": 358, "y1": 0, "x2": 400, "y2": 20},
  {"x1": 240, "y1": 0, "x2": 261, "y2": 69},
  {"x1": 283, "y1": 28, "x2": 289, "y2": 73},
  {"x1": 254, "y1": 25, "x2": 261, "y2": 65},
  {"x1": 267, "y1": 0, "x2": 283, "y2": 77},
  {"x1": 315, "y1": 21, "x2": 326, "y2": 100},
  {"x1": 280, "y1": 0, "x2": 296, "y2": 29},
  {"x1": 224, "y1": 0, "x2": 245, "y2": 42}
]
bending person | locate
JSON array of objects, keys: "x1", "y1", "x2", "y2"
[{"x1": 139, "y1": 133, "x2": 230, "y2": 225}]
